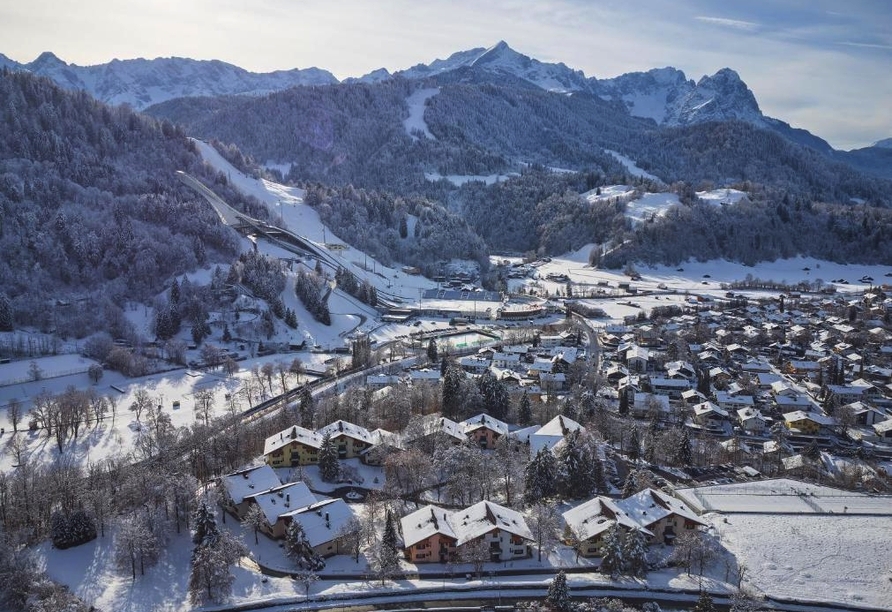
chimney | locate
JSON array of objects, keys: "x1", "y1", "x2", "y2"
[{"x1": 286, "y1": 494, "x2": 290, "y2": 503}]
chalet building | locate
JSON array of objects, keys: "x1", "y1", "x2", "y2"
[
  {"x1": 461, "y1": 413, "x2": 510, "y2": 449},
  {"x1": 715, "y1": 391, "x2": 754, "y2": 412},
  {"x1": 244, "y1": 481, "x2": 318, "y2": 538},
  {"x1": 873, "y1": 419, "x2": 892, "y2": 439},
  {"x1": 783, "y1": 410, "x2": 835, "y2": 435},
  {"x1": 401, "y1": 501, "x2": 532, "y2": 564},
  {"x1": 692, "y1": 401, "x2": 730, "y2": 431},
  {"x1": 264, "y1": 425, "x2": 323, "y2": 467},
  {"x1": 220, "y1": 465, "x2": 281, "y2": 517},
  {"x1": 737, "y1": 407, "x2": 768, "y2": 435},
  {"x1": 562, "y1": 488, "x2": 705, "y2": 557},
  {"x1": 317, "y1": 420, "x2": 375, "y2": 459},
  {"x1": 278, "y1": 498, "x2": 356, "y2": 557},
  {"x1": 649, "y1": 377, "x2": 693, "y2": 399}
]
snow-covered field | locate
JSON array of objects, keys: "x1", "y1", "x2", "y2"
[
  {"x1": 712, "y1": 513, "x2": 892, "y2": 609},
  {"x1": 676, "y1": 478, "x2": 892, "y2": 515},
  {"x1": 424, "y1": 171, "x2": 511, "y2": 186},
  {"x1": 0, "y1": 348, "x2": 349, "y2": 472},
  {"x1": 583, "y1": 184, "x2": 635, "y2": 205},
  {"x1": 671, "y1": 479, "x2": 892, "y2": 609},
  {"x1": 624, "y1": 192, "x2": 681, "y2": 225},
  {"x1": 696, "y1": 188, "x2": 748, "y2": 206},
  {"x1": 509, "y1": 250, "x2": 891, "y2": 321},
  {"x1": 605, "y1": 150, "x2": 660, "y2": 182},
  {"x1": 403, "y1": 88, "x2": 438, "y2": 140}
]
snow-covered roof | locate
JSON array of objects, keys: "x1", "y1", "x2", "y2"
[
  {"x1": 562, "y1": 497, "x2": 644, "y2": 541},
  {"x1": 400, "y1": 504, "x2": 457, "y2": 547},
  {"x1": 264, "y1": 425, "x2": 323, "y2": 456},
  {"x1": 461, "y1": 413, "x2": 510, "y2": 436},
  {"x1": 618, "y1": 488, "x2": 705, "y2": 530},
  {"x1": 246, "y1": 481, "x2": 318, "y2": 524},
  {"x1": 450, "y1": 500, "x2": 533, "y2": 544},
  {"x1": 222, "y1": 465, "x2": 281, "y2": 505},
  {"x1": 281, "y1": 498, "x2": 355, "y2": 548},
  {"x1": 318, "y1": 420, "x2": 375, "y2": 445},
  {"x1": 693, "y1": 401, "x2": 729, "y2": 419},
  {"x1": 784, "y1": 410, "x2": 835, "y2": 426}
]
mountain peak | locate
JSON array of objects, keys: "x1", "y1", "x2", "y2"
[
  {"x1": 30, "y1": 51, "x2": 65, "y2": 67},
  {"x1": 873, "y1": 137, "x2": 892, "y2": 149},
  {"x1": 472, "y1": 40, "x2": 528, "y2": 67}
]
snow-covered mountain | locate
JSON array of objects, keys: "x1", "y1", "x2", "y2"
[
  {"x1": 398, "y1": 40, "x2": 590, "y2": 93},
  {"x1": 874, "y1": 138, "x2": 892, "y2": 149},
  {"x1": 1, "y1": 52, "x2": 337, "y2": 109},
  {"x1": 593, "y1": 66, "x2": 765, "y2": 127}
]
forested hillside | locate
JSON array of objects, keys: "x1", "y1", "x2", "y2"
[{"x1": 0, "y1": 70, "x2": 264, "y2": 337}]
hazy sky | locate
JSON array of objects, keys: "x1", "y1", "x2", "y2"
[{"x1": 1, "y1": 0, "x2": 890, "y2": 149}]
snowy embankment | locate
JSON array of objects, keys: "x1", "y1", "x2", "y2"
[{"x1": 193, "y1": 138, "x2": 437, "y2": 304}]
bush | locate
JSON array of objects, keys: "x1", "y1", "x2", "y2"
[{"x1": 50, "y1": 511, "x2": 97, "y2": 549}]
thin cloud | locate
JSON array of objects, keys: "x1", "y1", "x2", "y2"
[
  {"x1": 696, "y1": 16, "x2": 761, "y2": 32},
  {"x1": 839, "y1": 41, "x2": 892, "y2": 51}
]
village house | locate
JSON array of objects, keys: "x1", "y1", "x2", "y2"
[
  {"x1": 401, "y1": 500, "x2": 533, "y2": 563},
  {"x1": 461, "y1": 413, "x2": 510, "y2": 449},
  {"x1": 264, "y1": 425, "x2": 323, "y2": 467},
  {"x1": 737, "y1": 407, "x2": 769, "y2": 435},
  {"x1": 562, "y1": 488, "x2": 705, "y2": 557},
  {"x1": 220, "y1": 465, "x2": 281, "y2": 518},
  {"x1": 278, "y1": 498, "x2": 356, "y2": 557},
  {"x1": 244, "y1": 481, "x2": 318, "y2": 538},
  {"x1": 783, "y1": 410, "x2": 835, "y2": 435},
  {"x1": 692, "y1": 401, "x2": 731, "y2": 432},
  {"x1": 317, "y1": 420, "x2": 375, "y2": 459}
]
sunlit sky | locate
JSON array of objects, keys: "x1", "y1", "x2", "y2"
[{"x1": 1, "y1": 0, "x2": 890, "y2": 149}]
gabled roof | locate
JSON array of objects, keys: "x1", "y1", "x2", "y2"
[
  {"x1": 245, "y1": 481, "x2": 318, "y2": 524},
  {"x1": 563, "y1": 488, "x2": 705, "y2": 541},
  {"x1": 450, "y1": 500, "x2": 533, "y2": 544},
  {"x1": 280, "y1": 498, "x2": 355, "y2": 547},
  {"x1": 222, "y1": 465, "x2": 281, "y2": 505},
  {"x1": 461, "y1": 413, "x2": 510, "y2": 436},
  {"x1": 620, "y1": 488, "x2": 706, "y2": 530},
  {"x1": 264, "y1": 425, "x2": 323, "y2": 456},
  {"x1": 400, "y1": 504, "x2": 457, "y2": 547},
  {"x1": 318, "y1": 420, "x2": 375, "y2": 445},
  {"x1": 693, "y1": 401, "x2": 729, "y2": 419}
]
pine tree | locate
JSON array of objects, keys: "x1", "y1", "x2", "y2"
[
  {"x1": 192, "y1": 502, "x2": 219, "y2": 548},
  {"x1": 442, "y1": 364, "x2": 465, "y2": 419},
  {"x1": 622, "y1": 527, "x2": 648, "y2": 577},
  {"x1": 285, "y1": 521, "x2": 325, "y2": 571},
  {"x1": 427, "y1": 338, "x2": 438, "y2": 362},
  {"x1": 546, "y1": 570, "x2": 572, "y2": 612},
  {"x1": 0, "y1": 293, "x2": 13, "y2": 331},
  {"x1": 318, "y1": 433, "x2": 340, "y2": 482},
  {"x1": 618, "y1": 389, "x2": 629, "y2": 415},
  {"x1": 382, "y1": 510, "x2": 399, "y2": 553},
  {"x1": 518, "y1": 392, "x2": 533, "y2": 426},
  {"x1": 557, "y1": 430, "x2": 596, "y2": 499},
  {"x1": 399, "y1": 215, "x2": 408, "y2": 239},
  {"x1": 692, "y1": 591, "x2": 717, "y2": 612},
  {"x1": 627, "y1": 426, "x2": 641, "y2": 463},
  {"x1": 622, "y1": 469, "x2": 643, "y2": 499},
  {"x1": 524, "y1": 447, "x2": 559, "y2": 503},
  {"x1": 675, "y1": 426, "x2": 693, "y2": 466},
  {"x1": 170, "y1": 277, "x2": 181, "y2": 304},
  {"x1": 599, "y1": 524, "x2": 624, "y2": 578}
]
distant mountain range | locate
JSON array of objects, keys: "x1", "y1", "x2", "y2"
[
  {"x1": 2, "y1": 42, "x2": 889, "y2": 176},
  {"x1": 0, "y1": 51, "x2": 337, "y2": 109}
]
